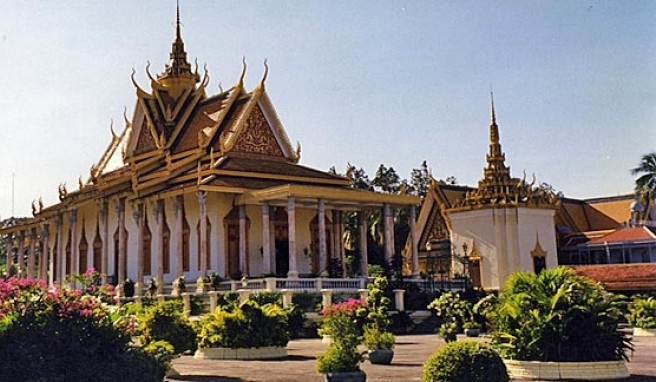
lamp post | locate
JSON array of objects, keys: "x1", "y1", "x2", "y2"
[
  {"x1": 425, "y1": 241, "x2": 435, "y2": 292},
  {"x1": 461, "y1": 243, "x2": 470, "y2": 291}
]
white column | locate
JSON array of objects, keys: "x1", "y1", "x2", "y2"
[
  {"x1": 359, "y1": 211, "x2": 369, "y2": 277},
  {"x1": 383, "y1": 203, "x2": 395, "y2": 267},
  {"x1": 238, "y1": 205, "x2": 248, "y2": 276},
  {"x1": 270, "y1": 210, "x2": 276, "y2": 273},
  {"x1": 27, "y1": 228, "x2": 36, "y2": 279},
  {"x1": 69, "y1": 209, "x2": 78, "y2": 281},
  {"x1": 99, "y1": 201, "x2": 109, "y2": 284},
  {"x1": 318, "y1": 199, "x2": 327, "y2": 276},
  {"x1": 56, "y1": 215, "x2": 64, "y2": 285},
  {"x1": 174, "y1": 196, "x2": 184, "y2": 278},
  {"x1": 154, "y1": 199, "x2": 165, "y2": 293},
  {"x1": 16, "y1": 231, "x2": 24, "y2": 277},
  {"x1": 5, "y1": 232, "x2": 12, "y2": 277},
  {"x1": 338, "y1": 211, "x2": 346, "y2": 274},
  {"x1": 116, "y1": 198, "x2": 126, "y2": 283},
  {"x1": 133, "y1": 202, "x2": 145, "y2": 295},
  {"x1": 287, "y1": 197, "x2": 298, "y2": 278},
  {"x1": 410, "y1": 205, "x2": 420, "y2": 277},
  {"x1": 197, "y1": 192, "x2": 208, "y2": 277},
  {"x1": 262, "y1": 203, "x2": 271, "y2": 275}
]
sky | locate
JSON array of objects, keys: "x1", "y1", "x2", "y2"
[{"x1": 0, "y1": 1, "x2": 654, "y2": 218}]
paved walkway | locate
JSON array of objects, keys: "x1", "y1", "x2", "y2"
[{"x1": 168, "y1": 334, "x2": 656, "y2": 382}]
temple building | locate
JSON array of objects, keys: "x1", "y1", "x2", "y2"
[
  {"x1": 408, "y1": 99, "x2": 656, "y2": 290},
  {"x1": 0, "y1": 8, "x2": 419, "y2": 293}
]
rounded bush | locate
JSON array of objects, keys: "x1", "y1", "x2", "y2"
[
  {"x1": 422, "y1": 341, "x2": 508, "y2": 382},
  {"x1": 140, "y1": 300, "x2": 197, "y2": 354}
]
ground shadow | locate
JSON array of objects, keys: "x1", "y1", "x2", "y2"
[
  {"x1": 282, "y1": 355, "x2": 317, "y2": 361},
  {"x1": 627, "y1": 376, "x2": 656, "y2": 382},
  {"x1": 167, "y1": 375, "x2": 243, "y2": 382}
]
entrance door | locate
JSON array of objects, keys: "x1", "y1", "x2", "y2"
[
  {"x1": 469, "y1": 259, "x2": 481, "y2": 288},
  {"x1": 275, "y1": 224, "x2": 289, "y2": 276},
  {"x1": 226, "y1": 224, "x2": 240, "y2": 278}
]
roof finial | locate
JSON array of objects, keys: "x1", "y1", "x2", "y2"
[
  {"x1": 490, "y1": 88, "x2": 497, "y2": 126},
  {"x1": 176, "y1": 0, "x2": 182, "y2": 41}
]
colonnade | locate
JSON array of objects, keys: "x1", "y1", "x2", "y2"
[{"x1": 3, "y1": 192, "x2": 421, "y2": 292}]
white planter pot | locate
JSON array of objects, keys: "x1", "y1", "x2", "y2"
[
  {"x1": 633, "y1": 327, "x2": 656, "y2": 337},
  {"x1": 503, "y1": 359, "x2": 629, "y2": 380},
  {"x1": 194, "y1": 346, "x2": 287, "y2": 360}
]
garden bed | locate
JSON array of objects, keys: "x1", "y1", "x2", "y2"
[
  {"x1": 503, "y1": 359, "x2": 629, "y2": 380},
  {"x1": 194, "y1": 346, "x2": 287, "y2": 360}
]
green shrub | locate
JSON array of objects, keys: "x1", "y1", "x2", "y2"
[
  {"x1": 316, "y1": 342, "x2": 362, "y2": 373},
  {"x1": 428, "y1": 292, "x2": 472, "y2": 342},
  {"x1": 484, "y1": 267, "x2": 632, "y2": 362},
  {"x1": 628, "y1": 296, "x2": 656, "y2": 329},
  {"x1": 249, "y1": 291, "x2": 282, "y2": 306},
  {"x1": 140, "y1": 300, "x2": 197, "y2": 353},
  {"x1": 363, "y1": 276, "x2": 395, "y2": 349},
  {"x1": 198, "y1": 300, "x2": 289, "y2": 348},
  {"x1": 422, "y1": 341, "x2": 508, "y2": 382}
]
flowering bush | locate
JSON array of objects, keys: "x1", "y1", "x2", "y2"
[
  {"x1": 0, "y1": 277, "x2": 170, "y2": 381},
  {"x1": 316, "y1": 299, "x2": 366, "y2": 373},
  {"x1": 66, "y1": 268, "x2": 116, "y2": 304},
  {"x1": 319, "y1": 298, "x2": 367, "y2": 338}
]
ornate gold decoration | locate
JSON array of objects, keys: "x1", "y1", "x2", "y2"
[
  {"x1": 452, "y1": 96, "x2": 557, "y2": 211},
  {"x1": 531, "y1": 233, "x2": 547, "y2": 258},
  {"x1": 232, "y1": 106, "x2": 284, "y2": 157}
]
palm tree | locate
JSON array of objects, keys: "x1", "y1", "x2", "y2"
[{"x1": 631, "y1": 152, "x2": 656, "y2": 214}]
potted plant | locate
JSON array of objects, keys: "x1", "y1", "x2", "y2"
[
  {"x1": 428, "y1": 291, "x2": 472, "y2": 342},
  {"x1": 481, "y1": 267, "x2": 632, "y2": 380},
  {"x1": 122, "y1": 278, "x2": 135, "y2": 298},
  {"x1": 628, "y1": 296, "x2": 656, "y2": 336},
  {"x1": 172, "y1": 276, "x2": 186, "y2": 296},
  {"x1": 363, "y1": 276, "x2": 395, "y2": 364},
  {"x1": 207, "y1": 272, "x2": 222, "y2": 291},
  {"x1": 317, "y1": 300, "x2": 367, "y2": 382},
  {"x1": 462, "y1": 321, "x2": 480, "y2": 337},
  {"x1": 146, "y1": 278, "x2": 158, "y2": 297},
  {"x1": 195, "y1": 300, "x2": 289, "y2": 360}
]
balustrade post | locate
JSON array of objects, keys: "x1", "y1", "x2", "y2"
[
  {"x1": 321, "y1": 289, "x2": 333, "y2": 310},
  {"x1": 281, "y1": 289, "x2": 293, "y2": 308},
  {"x1": 393, "y1": 289, "x2": 406, "y2": 312}
]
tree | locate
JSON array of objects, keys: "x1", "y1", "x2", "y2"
[
  {"x1": 346, "y1": 163, "x2": 374, "y2": 191},
  {"x1": 409, "y1": 160, "x2": 430, "y2": 201},
  {"x1": 631, "y1": 152, "x2": 656, "y2": 213},
  {"x1": 373, "y1": 164, "x2": 401, "y2": 194}
]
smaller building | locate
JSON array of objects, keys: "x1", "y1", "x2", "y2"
[{"x1": 408, "y1": 99, "x2": 559, "y2": 290}]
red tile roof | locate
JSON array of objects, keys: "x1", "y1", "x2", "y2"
[
  {"x1": 573, "y1": 263, "x2": 656, "y2": 291},
  {"x1": 587, "y1": 227, "x2": 656, "y2": 245}
]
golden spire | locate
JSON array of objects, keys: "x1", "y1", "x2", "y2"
[{"x1": 158, "y1": 0, "x2": 199, "y2": 88}]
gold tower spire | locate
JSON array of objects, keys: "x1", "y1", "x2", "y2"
[{"x1": 158, "y1": 0, "x2": 199, "y2": 88}]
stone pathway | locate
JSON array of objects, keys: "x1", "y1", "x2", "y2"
[{"x1": 168, "y1": 334, "x2": 656, "y2": 382}]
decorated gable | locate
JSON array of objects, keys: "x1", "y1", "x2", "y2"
[
  {"x1": 134, "y1": 117, "x2": 158, "y2": 156},
  {"x1": 231, "y1": 105, "x2": 285, "y2": 158}
]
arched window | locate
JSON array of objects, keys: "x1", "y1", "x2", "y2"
[
  {"x1": 113, "y1": 226, "x2": 128, "y2": 282},
  {"x1": 93, "y1": 222, "x2": 102, "y2": 273},
  {"x1": 78, "y1": 224, "x2": 88, "y2": 274}
]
